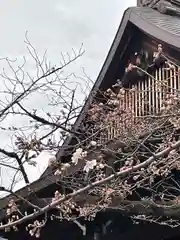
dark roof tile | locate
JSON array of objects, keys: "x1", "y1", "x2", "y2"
[{"x1": 131, "y1": 7, "x2": 180, "y2": 36}]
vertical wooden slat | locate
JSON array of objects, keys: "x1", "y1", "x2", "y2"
[
  {"x1": 125, "y1": 90, "x2": 128, "y2": 110},
  {"x1": 148, "y1": 76, "x2": 151, "y2": 115},
  {"x1": 167, "y1": 68, "x2": 170, "y2": 95},
  {"x1": 163, "y1": 68, "x2": 169, "y2": 102},
  {"x1": 119, "y1": 91, "x2": 124, "y2": 112},
  {"x1": 174, "y1": 67, "x2": 177, "y2": 93},
  {"x1": 141, "y1": 80, "x2": 144, "y2": 115},
  {"x1": 113, "y1": 124, "x2": 115, "y2": 139},
  {"x1": 135, "y1": 84, "x2": 138, "y2": 117},
  {"x1": 138, "y1": 81, "x2": 141, "y2": 116},
  {"x1": 151, "y1": 76, "x2": 154, "y2": 115},
  {"x1": 131, "y1": 88, "x2": 135, "y2": 119},
  {"x1": 170, "y1": 69, "x2": 173, "y2": 93},
  {"x1": 136, "y1": 82, "x2": 139, "y2": 116},
  {"x1": 112, "y1": 123, "x2": 114, "y2": 140},
  {"x1": 144, "y1": 78, "x2": 148, "y2": 115},
  {"x1": 162, "y1": 68, "x2": 165, "y2": 105},
  {"x1": 124, "y1": 90, "x2": 126, "y2": 111},
  {"x1": 159, "y1": 68, "x2": 162, "y2": 111},
  {"x1": 123, "y1": 91, "x2": 125, "y2": 110},
  {"x1": 140, "y1": 81, "x2": 142, "y2": 116},
  {"x1": 129, "y1": 90, "x2": 132, "y2": 113},
  {"x1": 128, "y1": 89, "x2": 130, "y2": 110},
  {"x1": 155, "y1": 70, "x2": 159, "y2": 114},
  {"x1": 146, "y1": 76, "x2": 149, "y2": 115},
  {"x1": 178, "y1": 67, "x2": 180, "y2": 90}
]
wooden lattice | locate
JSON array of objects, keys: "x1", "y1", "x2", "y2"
[
  {"x1": 98, "y1": 67, "x2": 180, "y2": 143},
  {"x1": 120, "y1": 67, "x2": 179, "y2": 116}
]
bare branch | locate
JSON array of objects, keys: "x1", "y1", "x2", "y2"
[
  {"x1": 1, "y1": 139, "x2": 180, "y2": 230},
  {"x1": 0, "y1": 148, "x2": 29, "y2": 184}
]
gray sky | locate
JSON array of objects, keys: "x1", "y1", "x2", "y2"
[
  {"x1": 0, "y1": 0, "x2": 136, "y2": 191},
  {"x1": 0, "y1": 0, "x2": 135, "y2": 79}
]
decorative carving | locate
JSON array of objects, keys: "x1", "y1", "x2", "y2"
[{"x1": 137, "y1": 0, "x2": 180, "y2": 16}]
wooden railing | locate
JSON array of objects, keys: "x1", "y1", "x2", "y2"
[
  {"x1": 119, "y1": 67, "x2": 179, "y2": 116},
  {"x1": 98, "y1": 67, "x2": 180, "y2": 143}
]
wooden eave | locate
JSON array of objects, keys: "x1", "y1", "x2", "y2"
[{"x1": 1, "y1": 6, "x2": 180, "y2": 216}]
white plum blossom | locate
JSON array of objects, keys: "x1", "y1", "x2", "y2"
[
  {"x1": 83, "y1": 159, "x2": 97, "y2": 173},
  {"x1": 90, "y1": 141, "x2": 97, "y2": 147},
  {"x1": 63, "y1": 163, "x2": 71, "y2": 168},
  {"x1": 71, "y1": 148, "x2": 87, "y2": 165},
  {"x1": 99, "y1": 163, "x2": 105, "y2": 169},
  {"x1": 96, "y1": 163, "x2": 105, "y2": 170},
  {"x1": 71, "y1": 148, "x2": 83, "y2": 165},
  {"x1": 82, "y1": 151, "x2": 88, "y2": 158},
  {"x1": 119, "y1": 88, "x2": 125, "y2": 94},
  {"x1": 61, "y1": 163, "x2": 70, "y2": 171},
  {"x1": 54, "y1": 169, "x2": 62, "y2": 176},
  {"x1": 48, "y1": 155, "x2": 57, "y2": 166}
]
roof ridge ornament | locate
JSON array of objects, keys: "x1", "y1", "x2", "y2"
[{"x1": 137, "y1": 0, "x2": 180, "y2": 15}]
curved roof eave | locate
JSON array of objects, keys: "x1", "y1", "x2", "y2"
[{"x1": 129, "y1": 7, "x2": 180, "y2": 49}]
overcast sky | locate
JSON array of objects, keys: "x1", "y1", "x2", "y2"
[{"x1": 0, "y1": 0, "x2": 136, "y2": 192}]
